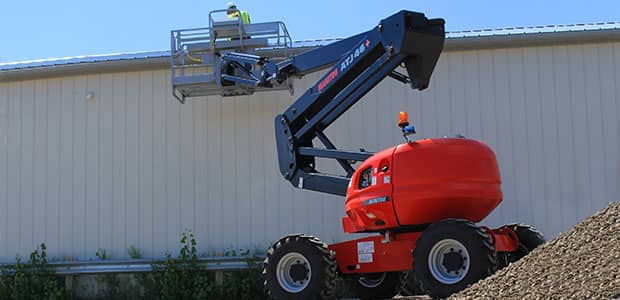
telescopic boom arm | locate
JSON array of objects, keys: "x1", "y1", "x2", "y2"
[{"x1": 221, "y1": 10, "x2": 445, "y2": 196}]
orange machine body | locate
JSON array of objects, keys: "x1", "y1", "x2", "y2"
[{"x1": 343, "y1": 138, "x2": 502, "y2": 234}]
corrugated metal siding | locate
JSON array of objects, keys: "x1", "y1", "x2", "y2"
[{"x1": 0, "y1": 42, "x2": 618, "y2": 260}]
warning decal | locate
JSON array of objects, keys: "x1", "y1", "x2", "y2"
[
  {"x1": 358, "y1": 253, "x2": 373, "y2": 263},
  {"x1": 357, "y1": 241, "x2": 374, "y2": 254},
  {"x1": 357, "y1": 241, "x2": 374, "y2": 263}
]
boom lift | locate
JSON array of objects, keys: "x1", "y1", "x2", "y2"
[{"x1": 171, "y1": 9, "x2": 545, "y2": 299}]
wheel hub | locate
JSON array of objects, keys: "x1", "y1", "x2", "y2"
[
  {"x1": 276, "y1": 252, "x2": 312, "y2": 293},
  {"x1": 428, "y1": 239, "x2": 470, "y2": 284},
  {"x1": 442, "y1": 251, "x2": 464, "y2": 272},
  {"x1": 289, "y1": 263, "x2": 309, "y2": 282}
]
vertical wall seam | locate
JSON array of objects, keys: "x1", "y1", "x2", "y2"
[
  {"x1": 490, "y1": 52, "x2": 503, "y2": 222},
  {"x1": 17, "y1": 82, "x2": 22, "y2": 253},
  {"x1": 552, "y1": 46, "x2": 566, "y2": 231},
  {"x1": 261, "y1": 95, "x2": 267, "y2": 246},
  {"x1": 97, "y1": 74, "x2": 102, "y2": 250},
  {"x1": 55, "y1": 79, "x2": 61, "y2": 252},
  {"x1": 567, "y1": 46, "x2": 579, "y2": 226},
  {"x1": 461, "y1": 53, "x2": 469, "y2": 134},
  {"x1": 432, "y1": 62, "x2": 440, "y2": 138},
  {"x1": 4, "y1": 84, "x2": 10, "y2": 257},
  {"x1": 137, "y1": 72, "x2": 142, "y2": 248},
  {"x1": 535, "y1": 48, "x2": 549, "y2": 233},
  {"x1": 70, "y1": 78, "x2": 76, "y2": 253},
  {"x1": 29, "y1": 81, "x2": 34, "y2": 249},
  {"x1": 44, "y1": 79, "x2": 49, "y2": 242},
  {"x1": 151, "y1": 71, "x2": 156, "y2": 256},
  {"x1": 164, "y1": 71, "x2": 170, "y2": 253},
  {"x1": 233, "y1": 100, "x2": 239, "y2": 247},
  {"x1": 55, "y1": 79, "x2": 61, "y2": 248},
  {"x1": 594, "y1": 45, "x2": 608, "y2": 207},
  {"x1": 218, "y1": 95, "x2": 224, "y2": 247},
  {"x1": 520, "y1": 48, "x2": 534, "y2": 223},
  {"x1": 476, "y1": 52, "x2": 484, "y2": 140},
  {"x1": 471, "y1": 52, "x2": 481, "y2": 135},
  {"x1": 83, "y1": 77, "x2": 89, "y2": 257},
  {"x1": 110, "y1": 74, "x2": 116, "y2": 254},
  {"x1": 554, "y1": 46, "x2": 566, "y2": 233},
  {"x1": 124, "y1": 74, "x2": 129, "y2": 249},
  {"x1": 244, "y1": 95, "x2": 251, "y2": 245},
  {"x1": 446, "y1": 55, "x2": 454, "y2": 131},
  {"x1": 30, "y1": 81, "x2": 36, "y2": 250},
  {"x1": 583, "y1": 46, "x2": 607, "y2": 212},
  {"x1": 612, "y1": 44, "x2": 620, "y2": 198},
  {"x1": 177, "y1": 86, "x2": 181, "y2": 235},
  {"x1": 580, "y1": 46, "x2": 593, "y2": 215},
  {"x1": 506, "y1": 49, "x2": 519, "y2": 220},
  {"x1": 192, "y1": 99, "x2": 197, "y2": 231}
]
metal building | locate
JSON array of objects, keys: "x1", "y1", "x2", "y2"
[{"x1": 0, "y1": 23, "x2": 619, "y2": 261}]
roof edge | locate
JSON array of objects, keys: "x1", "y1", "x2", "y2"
[
  {"x1": 2, "y1": 28, "x2": 620, "y2": 82},
  {"x1": 445, "y1": 27, "x2": 620, "y2": 51}
]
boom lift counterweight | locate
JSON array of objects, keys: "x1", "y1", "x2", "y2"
[{"x1": 171, "y1": 9, "x2": 545, "y2": 299}]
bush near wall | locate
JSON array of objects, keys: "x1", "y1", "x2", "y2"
[
  {"x1": 0, "y1": 243, "x2": 67, "y2": 299},
  {"x1": 0, "y1": 232, "x2": 424, "y2": 299},
  {"x1": 0, "y1": 232, "x2": 269, "y2": 300}
]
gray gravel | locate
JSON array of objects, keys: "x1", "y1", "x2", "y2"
[{"x1": 451, "y1": 201, "x2": 620, "y2": 299}]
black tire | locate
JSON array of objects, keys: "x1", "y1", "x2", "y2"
[
  {"x1": 413, "y1": 219, "x2": 497, "y2": 299},
  {"x1": 263, "y1": 234, "x2": 336, "y2": 300},
  {"x1": 345, "y1": 271, "x2": 407, "y2": 300},
  {"x1": 510, "y1": 224, "x2": 545, "y2": 252},
  {"x1": 498, "y1": 223, "x2": 546, "y2": 268}
]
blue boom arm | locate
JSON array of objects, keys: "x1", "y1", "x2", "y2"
[{"x1": 221, "y1": 10, "x2": 445, "y2": 196}]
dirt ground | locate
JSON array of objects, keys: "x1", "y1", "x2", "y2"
[{"x1": 449, "y1": 201, "x2": 620, "y2": 299}]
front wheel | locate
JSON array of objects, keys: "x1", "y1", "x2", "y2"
[
  {"x1": 413, "y1": 219, "x2": 498, "y2": 298},
  {"x1": 345, "y1": 271, "x2": 407, "y2": 300},
  {"x1": 263, "y1": 234, "x2": 336, "y2": 300}
]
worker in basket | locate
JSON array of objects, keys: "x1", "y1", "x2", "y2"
[
  {"x1": 226, "y1": 2, "x2": 251, "y2": 42},
  {"x1": 226, "y1": 2, "x2": 251, "y2": 25}
]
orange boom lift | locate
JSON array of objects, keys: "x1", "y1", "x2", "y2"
[{"x1": 171, "y1": 9, "x2": 545, "y2": 299}]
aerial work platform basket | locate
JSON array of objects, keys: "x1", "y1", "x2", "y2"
[{"x1": 170, "y1": 9, "x2": 293, "y2": 103}]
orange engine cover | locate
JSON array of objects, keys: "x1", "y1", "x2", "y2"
[{"x1": 343, "y1": 138, "x2": 502, "y2": 233}]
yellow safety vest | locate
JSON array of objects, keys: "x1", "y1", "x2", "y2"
[{"x1": 228, "y1": 10, "x2": 251, "y2": 24}]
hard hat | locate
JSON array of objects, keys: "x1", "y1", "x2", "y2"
[{"x1": 226, "y1": 1, "x2": 237, "y2": 9}]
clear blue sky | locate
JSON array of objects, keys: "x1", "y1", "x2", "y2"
[{"x1": 1, "y1": 0, "x2": 617, "y2": 62}]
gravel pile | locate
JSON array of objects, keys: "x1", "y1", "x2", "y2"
[{"x1": 451, "y1": 201, "x2": 620, "y2": 299}]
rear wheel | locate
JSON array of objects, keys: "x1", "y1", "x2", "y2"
[
  {"x1": 413, "y1": 219, "x2": 497, "y2": 299},
  {"x1": 345, "y1": 271, "x2": 407, "y2": 300},
  {"x1": 263, "y1": 234, "x2": 336, "y2": 300},
  {"x1": 498, "y1": 224, "x2": 545, "y2": 268},
  {"x1": 511, "y1": 224, "x2": 545, "y2": 252}
]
